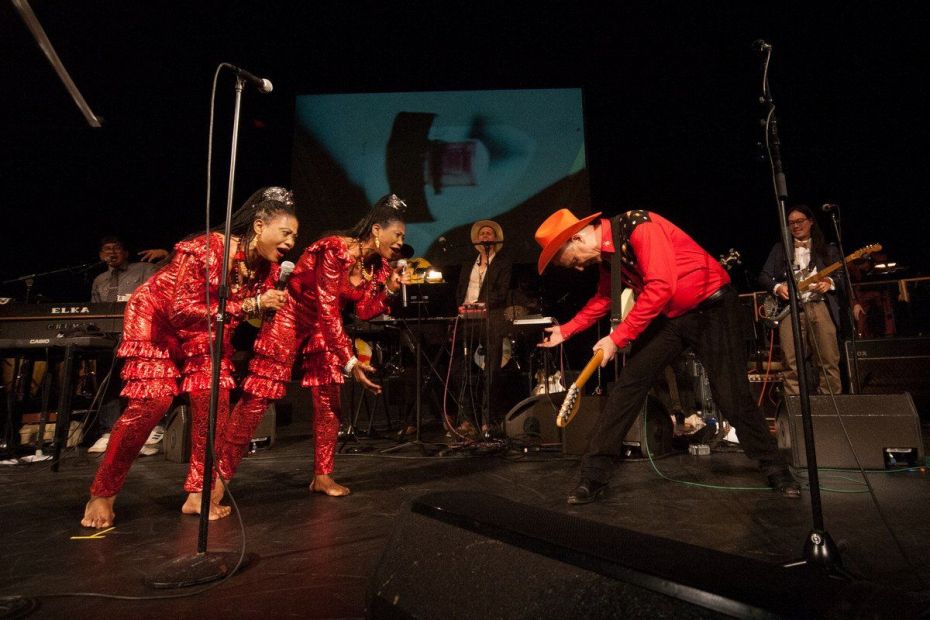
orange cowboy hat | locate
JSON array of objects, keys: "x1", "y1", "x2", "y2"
[{"x1": 534, "y1": 208, "x2": 602, "y2": 274}]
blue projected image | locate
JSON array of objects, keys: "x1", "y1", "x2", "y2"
[{"x1": 292, "y1": 88, "x2": 590, "y2": 264}]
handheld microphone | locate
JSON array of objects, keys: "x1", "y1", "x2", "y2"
[
  {"x1": 396, "y1": 259, "x2": 408, "y2": 308},
  {"x1": 275, "y1": 261, "x2": 295, "y2": 291},
  {"x1": 228, "y1": 64, "x2": 273, "y2": 94},
  {"x1": 821, "y1": 203, "x2": 839, "y2": 213}
]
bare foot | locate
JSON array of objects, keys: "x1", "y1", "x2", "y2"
[
  {"x1": 81, "y1": 495, "x2": 116, "y2": 529},
  {"x1": 310, "y1": 474, "x2": 351, "y2": 497},
  {"x1": 182, "y1": 485, "x2": 231, "y2": 521}
]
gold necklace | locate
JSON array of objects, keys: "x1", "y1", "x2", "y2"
[{"x1": 357, "y1": 240, "x2": 374, "y2": 281}]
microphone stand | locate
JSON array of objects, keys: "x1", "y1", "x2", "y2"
[
  {"x1": 146, "y1": 74, "x2": 246, "y2": 588},
  {"x1": 828, "y1": 208, "x2": 861, "y2": 392},
  {"x1": 3, "y1": 261, "x2": 102, "y2": 303},
  {"x1": 758, "y1": 42, "x2": 844, "y2": 575}
]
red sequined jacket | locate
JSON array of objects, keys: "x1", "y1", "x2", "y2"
[
  {"x1": 244, "y1": 236, "x2": 393, "y2": 397},
  {"x1": 118, "y1": 233, "x2": 278, "y2": 398}
]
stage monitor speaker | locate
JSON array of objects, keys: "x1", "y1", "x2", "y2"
[
  {"x1": 846, "y1": 337, "x2": 930, "y2": 418},
  {"x1": 503, "y1": 394, "x2": 561, "y2": 444},
  {"x1": 777, "y1": 393, "x2": 924, "y2": 470},
  {"x1": 562, "y1": 394, "x2": 674, "y2": 458},
  {"x1": 367, "y1": 491, "x2": 927, "y2": 619}
]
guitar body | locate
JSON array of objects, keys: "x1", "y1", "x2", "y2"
[{"x1": 759, "y1": 243, "x2": 881, "y2": 327}]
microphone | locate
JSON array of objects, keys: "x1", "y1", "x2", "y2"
[
  {"x1": 396, "y1": 259, "x2": 408, "y2": 308},
  {"x1": 275, "y1": 261, "x2": 295, "y2": 291},
  {"x1": 437, "y1": 236, "x2": 449, "y2": 252},
  {"x1": 228, "y1": 65, "x2": 273, "y2": 94},
  {"x1": 474, "y1": 241, "x2": 500, "y2": 248},
  {"x1": 753, "y1": 39, "x2": 772, "y2": 52},
  {"x1": 822, "y1": 203, "x2": 839, "y2": 213}
]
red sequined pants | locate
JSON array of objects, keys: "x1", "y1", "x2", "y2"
[
  {"x1": 217, "y1": 384, "x2": 340, "y2": 479},
  {"x1": 89, "y1": 389, "x2": 228, "y2": 497}
]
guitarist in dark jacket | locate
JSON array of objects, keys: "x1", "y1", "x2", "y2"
[{"x1": 758, "y1": 205, "x2": 843, "y2": 395}]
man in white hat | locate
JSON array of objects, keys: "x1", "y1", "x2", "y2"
[
  {"x1": 535, "y1": 208, "x2": 799, "y2": 504},
  {"x1": 454, "y1": 220, "x2": 512, "y2": 436}
]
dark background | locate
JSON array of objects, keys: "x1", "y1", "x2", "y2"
[{"x1": 1, "y1": 1, "x2": 927, "y2": 304}]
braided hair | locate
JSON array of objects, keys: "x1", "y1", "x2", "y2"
[
  {"x1": 167, "y1": 186, "x2": 296, "y2": 271},
  {"x1": 227, "y1": 186, "x2": 295, "y2": 266},
  {"x1": 341, "y1": 193, "x2": 407, "y2": 241}
]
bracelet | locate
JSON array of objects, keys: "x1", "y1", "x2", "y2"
[
  {"x1": 255, "y1": 294, "x2": 262, "y2": 311},
  {"x1": 385, "y1": 284, "x2": 399, "y2": 297},
  {"x1": 344, "y1": 356, "x2": 359, "y2": 377}
]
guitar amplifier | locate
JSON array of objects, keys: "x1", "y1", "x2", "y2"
[{"x1": 846, "y1": 337, "x2": 930, "y2": 418}]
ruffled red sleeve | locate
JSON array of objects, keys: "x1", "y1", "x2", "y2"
[{"x1": 168, "y1": 233, "x2": 238, "y2": 328}]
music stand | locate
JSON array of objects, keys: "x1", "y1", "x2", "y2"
[{"x1": 382, "y1": 283, "x2": 443, "y2": 454}]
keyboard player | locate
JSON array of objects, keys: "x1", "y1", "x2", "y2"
[
  {"x1": 87, "y1": 236, "x2": 164, "y2": 456},
  {"x1": 451, "y1": 220, "x2": 512, "y2": 437}
]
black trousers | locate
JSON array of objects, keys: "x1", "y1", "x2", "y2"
[{"x1": 581, "y1": 288, "x2": 784, "y2": 483}]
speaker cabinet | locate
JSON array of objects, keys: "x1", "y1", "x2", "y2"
[
  {"x1": 367, "y1": 491, "x2": 926, "y2": 619},
  {"x1": 776, "y1": 393, "x2": 924, "y2": 469},
  {"x1": 846, "y1": 337, "x2": 930, "y2": 418}
]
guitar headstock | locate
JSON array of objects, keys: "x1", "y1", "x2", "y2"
[
  {"x1": 719, "y1": 248, "x2": 742, "y2": 271},
  {"x1": 850, "y1": 243, "x2": 882, "y2": 261},
  {"x1": 556, "y1": 386, "x2": 581, "y2": 428}
]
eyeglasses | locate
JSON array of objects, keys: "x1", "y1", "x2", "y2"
[{"x1": 788, "y1": 218, "x2": 809, "y2": 227}]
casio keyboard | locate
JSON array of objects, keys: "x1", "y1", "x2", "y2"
[{"x1": 0, "y1": 302, "x2": 124, "y2": 469}]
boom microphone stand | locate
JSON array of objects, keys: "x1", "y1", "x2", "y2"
[
  {"x1": 757, "y1": 40, "x2": 844, "y2": 574},
  {"x1": 147, "y1": 67, "x2": 259, "y2": 587}
]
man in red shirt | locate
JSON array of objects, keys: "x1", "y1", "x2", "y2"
[{"x1": 536, "y1": 208, "x2": 799, "y2": 503}]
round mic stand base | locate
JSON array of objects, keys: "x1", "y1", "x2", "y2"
[{"x1": 145, "y1": 551, "x2": 247, "y2": 589}]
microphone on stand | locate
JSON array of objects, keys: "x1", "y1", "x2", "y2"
[
  {"x1": 753, "y1": 39, "x2": 772, "y2": 52},
  {"x1": 821, "y1": 203, "x2": 839, "y2": 213},
  {"x1": 227, "y1": 64, "x2": 273, "y2": 94},
  {"x1": 397, "y1": 259, "x2": 408, "y2": 308}
]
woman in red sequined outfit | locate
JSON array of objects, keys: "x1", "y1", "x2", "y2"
[
  {"x1": 81, "y1": 187, "x2": 299, "y2": 529},
  {"x1": 215, "y1": 194, "x2": 408, "y2": 496}
]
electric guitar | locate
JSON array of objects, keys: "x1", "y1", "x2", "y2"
[
  {"x1": 556, "y1": 349, "x2": 603, "y2": 428},
  {"x1": 556, "y1": 248, "x2": 743, "y2": 428},
  {"x1": 760, "y1": 243, "x2": 881, "y2": 326}
]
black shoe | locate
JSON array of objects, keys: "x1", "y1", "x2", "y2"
[
  {"x1": 767, "y1": 468, "x2": 801, "y2": 498},
  {"x1": 567, "y1": 480, "x2": 608, "y2": 505}
]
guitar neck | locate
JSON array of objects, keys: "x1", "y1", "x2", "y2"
[
  {"x1": 573, "y1": 350, "x2": 604, "y2": 389},
  {"x1": 798, "y1": 261, "x2": 842, "y2": 289}
]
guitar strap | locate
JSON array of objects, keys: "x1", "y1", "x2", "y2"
[{"x1": 609, "y1": 215, "x2": 624, "y2": 332}]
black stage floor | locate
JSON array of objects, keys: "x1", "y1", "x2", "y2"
[{"x1": 2, "y1": 414, "x2": 929, "y2": 619}]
